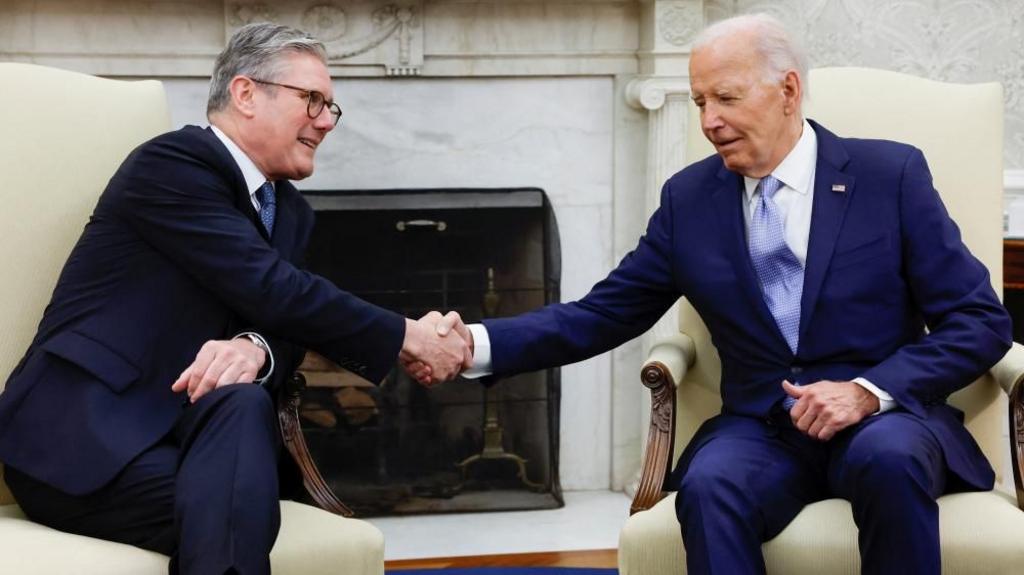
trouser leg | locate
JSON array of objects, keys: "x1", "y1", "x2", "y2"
[
  {"x1": 6, "y1": 383, "x2": 281, "y2": 575},
  {"x1": 828, "y1": 413, "x2": 946, "y2": 575},
  {"x1": 5, "y1": 442, "x2": 177, "y2": 555},
  {"x1": 173, "y1": 384, "x2": 282, "y2": 575},
  {"x1": 674, "y1": 416, "x2": 825, "y2": 575}
]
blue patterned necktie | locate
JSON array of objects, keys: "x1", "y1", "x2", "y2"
[
  {"x1": 749, "y1": 176, "x2": 804, "y2": 411},
  {"x1": 256, "y1": 181, "x2": 276, "y2": 237},
  {"x1": 749, "y1": 175, "x2": 803, "y2": 353}
]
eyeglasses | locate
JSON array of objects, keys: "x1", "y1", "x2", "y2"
[{"x1": 250, "y1": 78, "x2": 343, "y2": 126}]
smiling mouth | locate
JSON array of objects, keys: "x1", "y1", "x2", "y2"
[{"x1": 298, "y1": 138, "x2": 318, "y2": 150}]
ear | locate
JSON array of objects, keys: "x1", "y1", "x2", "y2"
[
  {"x1": 781, "y1": 70, "x2": 802, "y2": 116},
  {"x1": 228, "y1": 76, "x2": 259, "y2": 120}
]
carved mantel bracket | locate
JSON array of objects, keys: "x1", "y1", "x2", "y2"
[{"x1": 624, "y1": 75, "x2": 690, "y2": 112}]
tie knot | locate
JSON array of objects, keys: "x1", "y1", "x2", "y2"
[
  {"x1": 257, "y1": 181, "x2": 275, "y2": 207},
  {"x1": 757, "y1": 175, "x2": 783, "y2": 200}
]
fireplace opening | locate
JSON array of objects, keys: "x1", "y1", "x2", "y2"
[{"x1": 297, "y1": 188, "x2": 562, "y2": 515}]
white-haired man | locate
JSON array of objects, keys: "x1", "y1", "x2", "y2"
[{"x1": 437, "y1": 14, "x2": 1011, "y2": 574}]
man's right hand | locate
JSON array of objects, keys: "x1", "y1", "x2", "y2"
[{"x1": 399, "y1": 311, "x2": 472, "y2": 386}]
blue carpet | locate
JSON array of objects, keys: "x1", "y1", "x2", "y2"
[{"x1": 385, "y1": 564, "x2": 610, "y2": 568}]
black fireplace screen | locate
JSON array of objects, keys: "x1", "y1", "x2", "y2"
[{"x1": 297, "y1": 188, "x2": 562, "y2": 516}]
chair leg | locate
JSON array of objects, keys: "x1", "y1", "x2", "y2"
[
  {"x1": 630, "y1": 361, "x2": 677, "y2": 515},
  {"x1": 278, "y1": 372, "x2": 355, "y2": 517}
]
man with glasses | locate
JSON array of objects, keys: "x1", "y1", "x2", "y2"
[{"x1": 0, "y1": 22, "x2": 468, "y2": 575}]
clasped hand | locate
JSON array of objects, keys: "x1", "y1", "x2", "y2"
[
  {"x1": 399, "y1": 311, "x2": 473, "y2": 387},
  {"x1": 783, "y1": 379, "x2": 880, "y2": 441}
]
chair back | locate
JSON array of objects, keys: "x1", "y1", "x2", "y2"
[
  {"x1": 676, "y1": 67, "x2": 1006, "y2": 479},
  {"x1": 0, "y1": 63, "x2": 170, "y2": 504}
]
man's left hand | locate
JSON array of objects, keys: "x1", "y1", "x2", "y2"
[
  {"x1": 784, "y1": 379, "x2": 879, "y2": 441},
  {"x1": 171, "y1": 338, "x2": 266, "y2": 403}
]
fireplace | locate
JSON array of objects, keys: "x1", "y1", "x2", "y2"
[{"x1": 295, "y1": 187, "x2": 563, "y2": 515}]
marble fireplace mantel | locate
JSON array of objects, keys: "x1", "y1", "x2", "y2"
[{"x1": 0, "y1": 1, "x2": 703, "y2": 78}]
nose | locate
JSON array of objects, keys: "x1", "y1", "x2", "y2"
[
  {"x1": 313, "y1": 106, "x2": 335, "y2": 132},
  {"x1": 701, "y1": 102, "x2": 724, "y2": 132}
]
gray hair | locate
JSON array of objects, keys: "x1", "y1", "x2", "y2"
[
  {"x1": 692, "y1": 14, "x2": 809, "y2": 99},
  {"x1": 207, "y1": 22, "x2": 327, "y2": 115}
]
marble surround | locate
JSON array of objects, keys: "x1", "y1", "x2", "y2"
[{"x1": 4, "y1": 0, "x2": 1022, "y2": 493}]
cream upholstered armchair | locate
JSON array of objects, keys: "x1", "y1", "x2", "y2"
[
  {"x1": 0, "y1": 63, "x2": 384, "y2": 574},
  {"x1": 618, "y1": 67, "x2": 1024, "y2": 574}
]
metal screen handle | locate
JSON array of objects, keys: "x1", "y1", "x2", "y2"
[{"x1": 395, "y1": 219, "x2": 447, "y2": 232}]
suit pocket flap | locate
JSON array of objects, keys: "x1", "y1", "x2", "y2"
[
  {"x1": 40, "y1": 331, "x2": 141, "y2": 393},
  {"x1": 831, "y1": 234, "x2": 891, "y2": 271}
]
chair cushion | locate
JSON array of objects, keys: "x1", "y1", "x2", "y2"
[
  {"x1": 273, "y1": 501, "x2": 385, "y2": 575},
  {"x1": 619, "y1": 490, "x2": 1024, "y2": 574},
  {"x1": 0, "y1": 501, "x2": 383, "y2": 575}
]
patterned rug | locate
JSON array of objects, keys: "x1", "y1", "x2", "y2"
[{"x1": 385, "y1": 564, "x2": 614, "y2": 568}]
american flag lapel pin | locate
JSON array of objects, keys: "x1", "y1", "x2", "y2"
[{"x1": 832, "y1": 184, "x2": 847, "y2": 193}]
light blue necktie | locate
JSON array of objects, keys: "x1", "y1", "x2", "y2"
[
  {"x1": 256, "y1": 181, "x2": 276, "y2": 237},
  {"x1": 749, "y1": 176, "x2": 804, "y2": 409}
]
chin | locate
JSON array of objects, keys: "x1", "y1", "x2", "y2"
[
  {"x1": 286, "y1": 160, "x2": 315, "y2": 181},
  {"x1": 721, "y1": 152, "x2": 753, "y2": 172}
]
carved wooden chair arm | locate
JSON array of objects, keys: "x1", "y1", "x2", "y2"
[
  {"x1": 991, "y1": 342, "x2": 1024, "y2": 510},
  {"x1": 630, "y1": 334, "x2": 697, "y2": 515},
  {"x1": 277, "y1": 372, "x2": 355, "y2": 517}
]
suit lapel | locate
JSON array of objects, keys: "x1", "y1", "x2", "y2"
[
  {"x1": 711, "y1": 165, "x2": 788, "y2": 345},
  {"x1": 201, "y1": 126, "x2": 270, "y2": 243},
  {"x1": 270, "y1": 181, "x2": 299, "y2": 255},
  {"x1": 799, "y1": 121, "x2": 854, "y2": 343}
]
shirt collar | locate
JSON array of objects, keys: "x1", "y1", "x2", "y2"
[
  {"x1": 210, "y1": 124, "x2": 271, "y2": 196},
  {"x1": 742, "y1": 118, "x2": 817, "y2": 202}
]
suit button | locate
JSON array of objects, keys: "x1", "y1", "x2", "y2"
[{"x1": 790, "y1": 366, "x2": 803, "y2": 375}]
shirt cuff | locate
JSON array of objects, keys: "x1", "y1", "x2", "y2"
[
  {"x1": 853, "y1": 377, "x2": 896, "y2": 414},
  {"x1": 233, "y1": 331, "x2": 274, "y2": 387},
  {"x1": 462, "y1": 323, "x2": 494, "y2": 379}
]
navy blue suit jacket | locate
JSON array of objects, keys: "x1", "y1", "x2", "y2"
[
  {"x1": 483, "y1": 121, "x2": 1011, "y2": 490},
  {"x1": 0, "y1": 126, "x2": 405, "y2": 495}
]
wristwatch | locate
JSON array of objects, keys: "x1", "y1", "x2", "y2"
[
  {"x1": 235, "y1": 331, "x2": 275, "y2": 386},
  {"x1": 242, "y1": 332, "x2": 269, "y2": 355}
]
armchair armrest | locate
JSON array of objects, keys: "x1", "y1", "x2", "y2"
[
  {"x1": 993, "y1": 343, "x2": 1024, "y2": 510},
  {"x1": 278, "y1": 372, "x2": 355, "y2": 517},
  {"x1": 631, "y1": 334, "x2": 697, "y2": 515},
  {"x1": 990, "y1": 342, "x2": 1024, "y2": 397}
]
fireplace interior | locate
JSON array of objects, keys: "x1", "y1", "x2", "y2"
[{"x1": 295, "y1": 188, "x2": 562, "y2": 516}]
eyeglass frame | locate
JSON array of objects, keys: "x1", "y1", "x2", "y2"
[{"x1": 249, "y1": 78, "x2": 343, "y2": 126}]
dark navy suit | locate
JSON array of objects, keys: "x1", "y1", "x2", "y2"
[
  {"x1": 483, "y1": 121, "x2": 1012, "y2": 573},
  {"x1": 0, "y1": 126, "x2": 405, "y2": 573}
]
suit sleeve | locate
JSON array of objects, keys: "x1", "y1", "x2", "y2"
[
  {"x1": 484, "y1": 181, "x2": 682, "y2": 377},
  {"x1": 111, "y1": 136, "x2": 405, "y2": 384},
  {"x1": 261, "y1": 333, "x2": 307, "y2": 393},
  {"x1": 860, "y1": 149, "x2": 1012, "y2": 417}
]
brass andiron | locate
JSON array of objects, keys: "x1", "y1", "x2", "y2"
[{"x1": 457, "y1": 267, "x2": 544, "y2": 491}]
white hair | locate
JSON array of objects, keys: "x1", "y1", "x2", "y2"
[{"x1": 692, "y1": 13, "x2": 809, "y2": 99}]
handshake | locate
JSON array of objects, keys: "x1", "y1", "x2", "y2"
[{"x1": 399, "y1": 311, "x2": 474, "y2": 387}]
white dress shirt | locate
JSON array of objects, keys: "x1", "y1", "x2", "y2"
[
  {"x1": 210, "y1": 125, "x2": 272, "y2": 211},
  {"x1": 466, "y1": 120, "x2": 896, "y2": 413}
]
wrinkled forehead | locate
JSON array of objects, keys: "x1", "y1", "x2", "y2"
[{"x1": 689, "y1": 40, "x2": 763, "y2": 96}]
